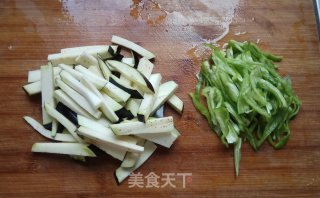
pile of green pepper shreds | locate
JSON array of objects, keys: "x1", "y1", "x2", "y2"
[{"x1": 189, "y1": 40, "x2": 301, "y2": 176}]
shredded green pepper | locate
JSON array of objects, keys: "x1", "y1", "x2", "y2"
[{"x1": 189, "y1": 40, "x2": 301, "y2": 176}]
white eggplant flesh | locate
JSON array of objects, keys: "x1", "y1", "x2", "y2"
[
  {"x1": 44, "y1": 103, "x2": 83, "y2": 143},
  {"x1": 94, "y1": 116, "x2": 112, "y2": 127},
  {"x1": 121, "y1": 57, "x2": 135, "y2": 67},
  {"x1": 79, "y1": 117, "x2": 137, "y2": 161},
  {"x1": 119, "y1": 75, "x2": 131, "y2": 87},
  {"x1": 88, "y1": 65, "x2": 104, "y2": 78},
  {"x1": 102, "y1": 82, "x2": 131, "y2": 103},
  {"x1": 75, "y1": 51, "x2": 99, "y2": 68},
  {"x1": 23, "y1": 81, "x2": 41, "y2": 95},
  {"x1": 115, "y1": 141, "x2": 157, "y2": 184},
  {"x1": 80, "y1": 77, "x2": 119, "y2": 123},
  {"x1": 32, "y1": 143, "x2": 96, "y2": 157},
  {"x1": 75, "y1": 65, "x2": 130, "y2": 103},
  {"x1": 78, "y1": 123, "x2": 115, "y2": 137},
  {"x1": 79, "y1": 120, "x2": 139, "y2": 146},
  {"x1": 58, "y1": 64, "x2": 83, "y2": 80},
  {"x1": 97, "y1": 57, "x2": 112, "y2": 80},
  {"x1": 75, "y1": 65, "x2": 107, "y2": 89},
  {"x1": 86, "y1": 139, "x2": 127, "y2": 161},
  {"x1": 61, "y1": 45, "x2": 108, "y2": 53},
  {"x1": 41, "y1": 64, "x2": 55, "y2": 124},
  {"x1": 28, "y1": 67, "x2": 61, "y2": 83},
  {"x1": 109, "y1": 75, "x2": 143, "y2": 99},
  {"x1": 51, "y1": 119, "x2": 58, "y2": 137},
  {"x1": 136, "y1": 128, "x2": 180, "y2": 148},
  {"x1": 110, "y1": 116, "x2": 174, "y2": 136},
  {"x1": 137, "y1": 57, "x2": 154, "y2": 79},
  {"x1": 111, "y1": 35, "x2": 155, "y2": 59},
  {"x1": 121, "y1": 139, "x2": 145, "y2": 168},
  {"x1": 60, "y1": 71, "x2": 102, "y2": 110},
  {"x1": 102, "y1": 93, "x2": 122, "y2": 112},
  {"x1": 77, "y1": 126, "x2": 144, "y2": 153},
  {"x1": 125, "y1": 99, "x2": 141, "y2": 117},
  {"x1": 60, "y1": 45, "x2": 117, "y2": 59},
  {"x1": 167, "y1": 94, "x2": 184, "y2": 114},
  {"x1": 54, "y1": 89, "x2": 92, "y2": 118},
  {"x1": 24, "y1": 116, "x2": 77, "y2": 142},
  {"x1": 49, "y1": 46, "x2": 117, "y2": 66},
  {"x1": 56, "y1": 78, "x2": 102, "y2": 119},
  {"x1": 48, "y1": 51, "x2": 79, "y2": 66},
  {"x1": 99, "y1": 99, "x2": 120, "y2": 123},
  {"x1": 77, "y1": 115, "x2": 110, "y2": 130},
  {"x1": 77, "y1": 116, "x2": 139, "y2": 144},
  {"x1": 107, "y1": 60, "x2": 154, "y2": 94},
  {"x1": 137, "y1": 73, "x2": 162, "y2": 122},
  {"x1": 150, "y1": 81, "x2": 178, "y2": 115}
]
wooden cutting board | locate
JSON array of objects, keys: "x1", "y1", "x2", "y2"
[{"x1": 0, "y1": 0, "x2": 319, "y2": 197}]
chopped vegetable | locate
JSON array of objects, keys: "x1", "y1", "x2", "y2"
[
  {"x1": 109, "y1": 75, "x2": 143, "y2": 99},
  {"x1": 138, "y1": 73, "x2": 162, "y2": 122},
  {"x1": 190, "y1": 40, "x2": 301, "y2": 176},
  {"x1": 115, "y1": 141, "x2": 157, "y2": 184},
  {"x1": 153, "y1": 105, "x2": 164, "y2": 118},
  {"x1": 54, "y1": 89, "x2": 92, "y2": 118},
  {"x1": 31, "y1": 143, "x2": 96, "y2": 157},
  {"x1": 107, "y1": 60, "x2": 155, "y2": 94},
  {"x1": 80, "y1": 77, "x2": 119, "y2": 122},
  {"x1": 110, "y1": 116, "x2": 174, "y2": 136},
  {"x1": 121, "y1": 57, "x2": 135, "y2": 67},
  {"x1": 24, "y1": 116, "x2": 76, "y2": 142},
  {"x1": 125, "y1": 99, "x2": 141, "y2": 117},
  {"x1": 121, "y1": 139, "x2": 145, "y2": 168},
  {"x1": 41, "y1": 64, "x2": 55, "y2": 125},
  {"x1": 136, "y1": 128, "x2": 180, "y2": 148},
  {"x1": 150, "y1": 81, "x2": 178, "y2": 115},
  {"x1": 87, "y1": 139, "x2": 127, "y2": 161},
  {"x1": 77, "y1": 126, "x2": 144, "y2": 153},
  {"x1": 137, "y1": 57, "x2": 154, "y2": 78},
  {"x1": 111, "y1": 35, "x2": 155, "y2": 59},
  {"x1": 58, "y1": 64, "x2": 83, "y2": 79},
  {"x1": 167, "y1": 94, "x2": 184, "y2": 114},
  {"x1": 22, "y1": 81, "x2": 41, "y2": 95},
  {"x1": 55, "y1": 78, "x2": 102, "y2": 119},
  {"x1": 23, "y1": 35, "x2": 183, "y2": 184},
  {"x1": 28, "y1": 67, "x2": 61, "y2": 83},
  {"x1": 75, "y1": 51, "x2": 98, "y2": 68},
  {"x1": 60, "y1": 71, "x2": 102, "y2": 110},
  {"x1": 44, "y1": 103, "x2": 83, "y2": 143}
]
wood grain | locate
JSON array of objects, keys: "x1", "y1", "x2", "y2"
[{"x1": 0, "y1": 0, "x2": 319, "y2": 197}]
